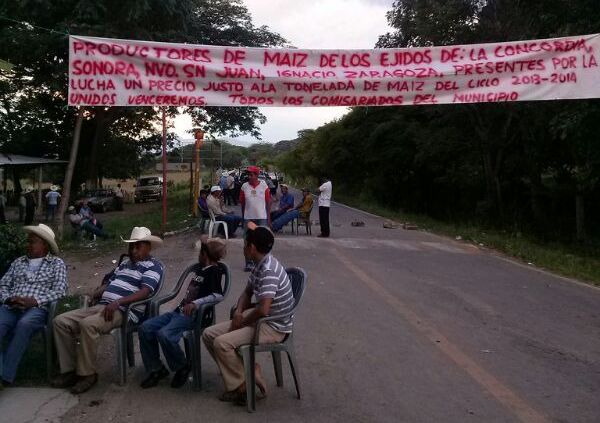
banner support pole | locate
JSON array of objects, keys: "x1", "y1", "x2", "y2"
[{"x1": 161, "y1": 107, "x2": 167, "y2": 234}]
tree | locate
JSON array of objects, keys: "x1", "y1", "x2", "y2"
[{"x1": 0, "y1": 0, "x2": 286, "y2": 188}]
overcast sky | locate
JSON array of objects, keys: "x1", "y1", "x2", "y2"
[{"x1": 173, "y1": 0, "x2": 394, "y2": 145}]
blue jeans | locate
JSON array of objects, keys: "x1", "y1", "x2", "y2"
[
  {"x1": 138, "y1": 311, "x2": 194, "y2": 374},
  {"x1": 272, "y1": 210, "x2": 300, "y2": 232},
  {"x1": 0, "y1": 305, "x2": 47, "y2": 382},
  {"x1": 243, "y1": 219, "x2": 268, "y2": 268},
  {"x1": 216, "y1": 214, "x2": 242, "y2": 236},
  {"x1": 46, "y1": 204, "x2": 57, "y2": 221}
]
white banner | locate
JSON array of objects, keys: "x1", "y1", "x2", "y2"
[{"x1": 68, "y1": 34, "x2": 600, "y2": 107}]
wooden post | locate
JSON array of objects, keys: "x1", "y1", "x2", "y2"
[
  {"x1": 56, "y1": 109, "x2": 84, "y2": 240},
  {"x1": 161, "y1": 107, "x2": 168, "y2": 234},
  {"x1": 37, "y1": 166, "x2": 43, "y2": 217},
  {"x1": 192, "y1": 130, "x2": 204, "y2": 217}
]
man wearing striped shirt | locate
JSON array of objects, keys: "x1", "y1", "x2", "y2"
[
  {"x1": 203, "y1": 223, "x2": 293, "y2": 404},
  {"x1": 52, "y1": 227, "x2": 163, "y2": 394}
]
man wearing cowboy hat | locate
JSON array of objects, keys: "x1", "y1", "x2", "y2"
[
  {"x1": 52, "y1": 227, "x2": 164, "y2": 394},
  {"x1": 45, "y1": 185, "x2": 61, "y2": 222},
  {"x1": 0, "y1": 224, "x2": 67, "y2": 386}
]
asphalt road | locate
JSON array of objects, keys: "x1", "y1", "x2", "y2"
[{"x1": 50, "y1": 195, "x2": 600, "y2": 423}]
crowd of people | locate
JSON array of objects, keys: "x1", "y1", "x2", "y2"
[
  {"x1": 198, "y1": 166, "x2": 333, "y2": 251},
  {"x1": 0, "y1": 220, "x2": 294, "y2": 406}
]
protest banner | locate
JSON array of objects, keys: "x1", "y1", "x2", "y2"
[{"x1": 68, "y1": 34, "x2": 600, "y2": 107}]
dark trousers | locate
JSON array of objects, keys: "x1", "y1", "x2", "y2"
[
  {"x1": 25, "y1": 207, "x2": 35, "y2": 225},
  {"x1": 18, "y1": 206, "x2": 24, "y2": 222},
  {"x1": 319, "y1": 206, "x2": 330, "y2": 237},
  {"x1": 0, "y1": 205, "x2": 5, "y2": 224}
]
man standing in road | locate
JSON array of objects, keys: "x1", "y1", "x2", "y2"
[
  {"x1": 318, "y1": 177, "x2": 332, "y2": 238},
  {"x1": 240, "y1": 166, "x2": 271, "y2": 271},
  {"x1": 202, "y1": 223, "x2": 292, "y2": 404},
  {"x1": 0, "y1": 224, "x2": 67, "y2": 386}
]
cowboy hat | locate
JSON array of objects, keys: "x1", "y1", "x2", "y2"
[
  {"x1": 50, "y1": 185, "x2": 59, "y2": 191},
  {"x1": 23, "y1": 224, "x2": 59, "y2": 255},
  {"x1": 194, "y1": 235, "x2": 227, "y2": 261},
  {"x1": 121, "y1": 227, "x2": 163, "y2": 247},
  {"x1": 24, "y1": 186, "x2": 34, "y2": 193},
  {"x1": 210, "y1": 185, "x2": 222, "y2": 192}
]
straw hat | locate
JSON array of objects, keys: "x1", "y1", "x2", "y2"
[
  {"x1": 23, "y1": 224, "x2": 59, "y2": 255},
  {"x1": 50, "y1": 185, "x2": 59, "y2": 191},
  {"x1": 210, "y1": 185, "x2": 222, "y2": 193},
  {"x1": 121, "y1": 227, "x2": 163, "y2": 247}
]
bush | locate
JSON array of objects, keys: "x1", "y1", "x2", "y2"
[{"x1": 0, "y1": 224, "x2": 26, "y2": 277}]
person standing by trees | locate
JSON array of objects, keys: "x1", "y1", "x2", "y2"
[
  {"x1": 24, "y1": 187, "x2": 36, "y2": 225},
  {"x1": 318, "y1": 177, "x2": 332, "y2": 238},
  {"x1": 0, "y1": 190, "x2": 6, "y2": 224},
  {"x1": 45, "y1": 185, "x2": 61, "y2": 222}
]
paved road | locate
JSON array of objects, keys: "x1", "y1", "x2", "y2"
[{"x1": 29, "y1": 195, "x2": 600, "y2": 422}]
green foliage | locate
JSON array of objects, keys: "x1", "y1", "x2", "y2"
[
  {"x1": 0, "y1": 224, "x2": 26, "y2": 277},
  {"x1": 0, "y1": 0, "x2": 286, "y2": 186},
  {"x1": 280, "y1": 0, "x2": 600, "y2": 243}
]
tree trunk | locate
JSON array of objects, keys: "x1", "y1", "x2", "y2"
[
  {"x1": 87, "y1": 109, "x2": 110, "y2": 189},
  {"x1": 575, "y1": 192, "x2": 586, "y2": 242},
  {"x1": 57, "y1": 109, "x2": 84, "y2": 241}
]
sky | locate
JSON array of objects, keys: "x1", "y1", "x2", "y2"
[{"x1": 173, "y1": 0, "x2": 394, "y2": 145}]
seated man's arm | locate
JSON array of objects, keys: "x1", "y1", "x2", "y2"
[
  {"x1": 240, "y1": 298, "x2": 272, "y2": 327},
  {"x1": 102, "y1": 286, "x2": 151, "y2": 321},
  {"x1": 32, "y1": 259, "x2": 68, "y2": 307},
  {"x1": 231, "y1": 284, "x2": 253, "y2": 330},
  {"x1": 0, "y1": 261, "x2": 17, "y2": 304}
]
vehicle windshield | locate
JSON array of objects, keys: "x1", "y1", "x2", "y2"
[{"x1": 138, "y1": 178, "x2": 160, "y2": 186}]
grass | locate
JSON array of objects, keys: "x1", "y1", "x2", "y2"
[
  {"x1": 335, "y1": 193, "x2": 600, "y2": 285},
  {"x1": 61, "y1": 184, "x2": 198, "y2": 254}
]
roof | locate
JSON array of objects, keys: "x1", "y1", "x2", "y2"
[{"x1": 0, "y1": 154, "x2": 67, "y2": 166}]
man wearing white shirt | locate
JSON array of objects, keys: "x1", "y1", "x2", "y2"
[{"x1": 318, "y1": 177, "x2": 332, "y2": 238}]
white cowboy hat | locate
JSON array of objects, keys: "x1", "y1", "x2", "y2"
[
  {"x1": 50, "y1": 185, "x2": 59, "y2": 191},
  {"x1": 210, "y1": 185, "x2": 222, "y2": 192},
  {"x1": 121, "y1": 226, "x2": 163, "y2": 247},
  {"x1": 23, "y1": 224, "x2": 59, "y2": 255},
  {"x1": 24, "y1": 186, "x2": 34, "y2": 193},
  {"x1": 221, "y1": 171, "x2": 228, "y2": 176}
]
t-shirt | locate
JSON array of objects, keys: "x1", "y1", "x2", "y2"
[
  {"x1": 176, "y1": 264, "x2": 223, "y2": 310},
  {"x1": 100, "y1": 257, "x2": 163, "y2": 322},
  {"x1": 279, "y1": 193, "x2": 294, "y2": 211},
  {"x1": 318, "y1": 181, "x2": 332, "y2": 207},
  {"x1": 26, "y1": 257, "x2": 44, "y2": 280},
  {"x1": 247, "y1": 254, "x2": 294, "y2": 333},
  {"x1": 240, "y1": 180, "x2": 271, "y2": 220},
  {"x1": 45, "y1": 191, "x2": 61, "y2": 205}
]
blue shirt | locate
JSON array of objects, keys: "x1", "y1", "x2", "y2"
[
  {"x1": 100, "y1": 257, "x2": 163, "y2": 322},
  {"x1": 279, "y1": 193, "x2": 294, "y2": 211}
]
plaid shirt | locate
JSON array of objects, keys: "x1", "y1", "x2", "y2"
[{"x1": 0, "y1": 254, "x2": 67, "y2": 308}]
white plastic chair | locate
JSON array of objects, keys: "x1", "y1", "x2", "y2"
[{"x1": 208, "y1": 209, "x2": 228, "y2": 239}]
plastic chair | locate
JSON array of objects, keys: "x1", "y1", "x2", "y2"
[
  {"x1": 151, "y1": 262, "x2": 231, "y2": 390},
  {"x1": 208, "y1": 209, "x2": 228, "y2": 239},
  {"x1": 292, "y1": 206, "x2": 313, "y2": 236},
  {"x1": 110, "y1": 259, "x2": 166, "y2": 385},
  {"x1": 232, "y1": 267, "x2": 307, "y2": 412},
  {"x1": 197, "y1": 211, "x2": 210, "y2": 233}
]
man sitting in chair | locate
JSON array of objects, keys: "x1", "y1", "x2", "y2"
[
  {"x1": 270, "y1": 184, "x2": 294, "y2": 222},
  {"x1": 207, "y1": 185, "x2": 242, "y2": 237},
  {"x1": 52, "y1": 227, "x2": 163, "y2": 394},
  {"x1": 202, "y1": 223, "x2": 293, "y2": 404},
  {"x1": 138, "y1": 236, "x2": 226, "y2": 389},
  {"x1": 0, "y1": 224, "x2": 67, "y2": 387},
  {"x1": 271, "y1": 188, "x2": 313, "y2": 233}
]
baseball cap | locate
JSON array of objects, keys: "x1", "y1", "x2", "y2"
[
  {"x1": 247, "y1": 165, "x2": 260, "y2": 174},
  {"x1": 210, "y1": 185, "x2": 222, "y2": 192}
]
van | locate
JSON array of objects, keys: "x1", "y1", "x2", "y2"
[{"x1": 134, "y1": 176, "x2": 163, "y2": 203}]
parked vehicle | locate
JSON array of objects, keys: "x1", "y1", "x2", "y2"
[
  {"x1": 79, "y1": 189, "x2": 117, "y2": 213},
  {"x1": 134, "y1": 176, "x2": 163, "y2": 203}
]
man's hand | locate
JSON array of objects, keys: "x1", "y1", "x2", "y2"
[
  {"x1": 4, "y1": 296, "x2": 18, "y2": 306},
  {"x1": 230, "y1": 311, "x2": 244, "y2": 331},
  {"x1": 182, "y1": 303, "x2": 197, "y2": 317},
  {"x1": 102, "y1": 301, "x2": 120, "y2": 322},
  {"x1": 17, "y1": 297, "x2": 39, "y2": 309}
]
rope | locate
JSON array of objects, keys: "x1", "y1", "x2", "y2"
[{"x1": 0, "y1": 15, "x2": 69, "y2": 36}]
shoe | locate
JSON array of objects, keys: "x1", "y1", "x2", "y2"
[
  {"x1": 1, "y1": 379, "x2": 12, "y2": 388},
  {"x1": 219, "y1": 390, "x2": 243, "y2": 402},
  {"x1": 70, "y1": 373, "x2": 98, "y2": 394},
  {"x1": 140, "y1": 366, "x2": 169, "y2": 389},
  {"x1": 51, "y1": 371, "x2": 78, "y2": 389},
  {"x1": 171, "y1": 365, "x2": 191, "y2": 388}
]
